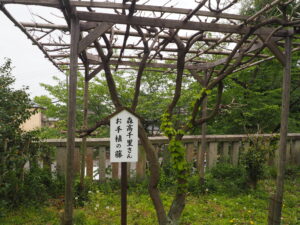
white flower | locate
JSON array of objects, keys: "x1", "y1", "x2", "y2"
[
  {"x1": 205, "y1": 188, "x2": 209, "y2": 192},
  {"x1": 106, "y1": 206, "x2": 110, "y2": 209},
  {"x1": 96, "y1": 204, "x2": 99, "y2": 208},
  {"x1": 96, "y1": 190, "x2": 99, "y2": 193},
  {"x1": 88, "y1": 191, "x2": 92, "y2": 194},
  {"x1": 75, "y1": 196, "x2": 78, "y2": 200},
  {"x1": 112, "y1": 207, "x2": 115, "y2": 211}
]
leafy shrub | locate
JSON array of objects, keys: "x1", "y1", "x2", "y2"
[
  {"x1": 201, "y1": 163, "x2": 248, "y2": 195},
  {"x1": 240, "y1": 135, "x2": 277, "y2": 188},
  {"x1": 285, "y1": 165, "x2": 300, "y2": 179},
  {"x1": 0, "y1": 167, "x2": 64, "y2": 209}
]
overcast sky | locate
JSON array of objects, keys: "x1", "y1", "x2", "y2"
[
  {"x1": 0, "y1": 5, "x2": 65, "y2": 98},
  {"x1": 0, "y1": 1, "x2": 240, "y2": 99}
]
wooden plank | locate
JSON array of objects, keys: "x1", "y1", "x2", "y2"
[
  {"x1": 0, "y1": 0, "x2": 248, "y2": 21},
  {"x1": 71, "y1": 1, "x2": 248, "y2": 21},
  {"x1": 98, "y1": 146, "x2": 106, "y2": 181},
  {"x1": 207, "y1": 142, "x2": 218, "y2": 169},
  {"x1": 0, "y1": 0, "x2": 59, "y2": 7},
  {"x1": 78, "y1": 22, "x2": 113, "y2": 54},
  {"x1": 85, "y1": 52, "x2": 210, "y2": 70},
  {"x1": 77, "y1": 12, "x2": 288, "y2": 37},
  {"x1": 259, "y1": 34, "x2": 285, "y2": 66}
]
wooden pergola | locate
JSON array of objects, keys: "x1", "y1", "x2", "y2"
[{"x1": 1, "y1": 0, "x2": 299, "y2": 225}]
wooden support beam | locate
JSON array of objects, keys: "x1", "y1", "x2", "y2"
[
  {"x1": 208, "y1": 41, "x2": 265, "y2": 68},
  {"x1": 0, "y1": 0, "x2": 248, "y2": 21},
  {"x1": 85, "y1": 52, "x2": 210, "y2": 70},
  {"x1": 0, "y1": 5, "x2": 62, "y2": 72},
  {"x1": 259, "y1": 34, "x2": 285, "y2": 66},
  {"x1": 268, "y1": 34, "x2": 292, "y2": 225},
  {"x1": 63, "y1": 15, "x2": 80, "y2": 225},
  {"x1": 0, "y1": 0, "x2": 59, "y2": 7},
  {"x1": 78, "y1": 22, "x2": 113, "y2": 54},
  {"x1": 71, "y1": 1, "x2": 248, "y2": 21},
  {"x1": 77, "y1": 12, "x2": 288, "y2": 37},
  {"x1": 87, "y1": 65, "x2": 102, "y2": 81}
]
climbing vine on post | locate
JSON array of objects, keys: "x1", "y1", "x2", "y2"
[{"x1": 160, "y1": 113, "x2": 188, "y2": 193}]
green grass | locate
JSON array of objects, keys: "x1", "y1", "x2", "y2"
[{"x1": 1, "y1": 177, "x2": 299, "y2": 225}]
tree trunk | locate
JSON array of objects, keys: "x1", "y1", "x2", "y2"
[{"x1": 138, "y1": 124, "x2": 169, "y2": 225}]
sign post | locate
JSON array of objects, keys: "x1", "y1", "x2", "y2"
[{"x1": 110, "y1": 109, "x2": 138, "y2": 225}]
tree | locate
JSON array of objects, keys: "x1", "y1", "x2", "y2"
[{"x1": 0, "y1": 58, "x2": 48, "y2": 206}]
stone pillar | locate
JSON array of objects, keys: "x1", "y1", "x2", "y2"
[
  {"x1": 56, "y1": 146, "x2": 67, "y2": 175},
  {"x1": 112, "y1": 163, "x2": 119, "y2": 179},
  {"x1": 207, "y1": 142, "x2": 218, "y2": 169},
  {"x1": 186, "y1": 143, "x2": 194, "y2": 163},
  {"x1": 136, "y1": 145, "x2": 146, "y2": 179},
  {"x1": 291, "y1": 140, "x2": 300, "y2": 165},
  {"x1": 86, "y1": 147, "x2": 94, "y2": 178},
  {"x1": 74, "y1": 147, "x2": 80, "y2": 175},
  {"x1": 232, "y1": 142, "x2": 241, "y2": 166},
  {"x1": 98, "y1": 146, "x2": 106, "y2": 181}
]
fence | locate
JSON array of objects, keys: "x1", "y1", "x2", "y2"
[{"x1": 45, "y1": 134, "x2": 300, "y2": 180}]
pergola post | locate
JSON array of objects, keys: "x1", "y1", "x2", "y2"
[
  {"x1": 268, "y1": 33, "x2": 292, "y2": 225},
  {"x1": 63, "y1": 15, "x2": 80, "y2": 225},
  {"x1": 80, "y1": 67, "x2": 90, "y2": 188}
]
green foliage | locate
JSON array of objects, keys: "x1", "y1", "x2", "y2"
[
  {"x1": 240, "y1": 135, "x2": 278, "y2": 188},
  {"x1": 200, "y1": 163, "x2": 248, "y2": 195},
  {"x1": 0, "y1": 59, "x2": 64, "y2": 209},
  {"x1": 160, "y1": 113, "x2": 188, "y2": 192},
  {"x1": 1, "y1": 174, "x2": 300, "y2": 224}
]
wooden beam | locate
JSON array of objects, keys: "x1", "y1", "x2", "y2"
[
  {"x1": 87, "y1": 65, "x2": 102, "y2": 81},
  {"x1": 259, "y1": 34, "x2": 285, "y2": 66},
  {"x1": 70, "y1": 1, "x2": 248, "y2": 21},
  {"x1": 85, "y1": 52, "x2": 210, "y2": 70},
  {"x1": 207, "y1": 41, "x2": 265, "y2": 68},
  {"x1": 0, "y1": 0, "x2": 248, "y2": 21},
  {"x1": 0, "y1": 4, "x2": 62, "y2": 72},
  {"x1": 268, "y1": 34, "x2": 292, "y2": 225},
  {"x1": 77, "y1": 12, "x2": 288, "y2": 37},
  {"x1": 0, "y1": 0, "x2": 59, "y2": 7},
  {"x1": 78, "y1": 22, "x2": 113, "y2": 54},
  {"x1": 64, "y1": 15, "x2": 80, "y2": 225}
]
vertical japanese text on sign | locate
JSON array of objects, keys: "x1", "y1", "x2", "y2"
[{"x1": 110, "y1": 110, "x2": 138, "y2": 162}]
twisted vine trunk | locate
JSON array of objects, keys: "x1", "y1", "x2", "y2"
[{"x1": 138, "y1": 124, "x2": 169, "y2": 225}]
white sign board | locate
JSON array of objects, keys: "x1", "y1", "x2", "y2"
[{"x1": 110, "y1": 110, "x2": 138, "y2": 162}]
